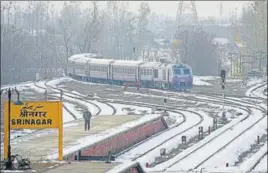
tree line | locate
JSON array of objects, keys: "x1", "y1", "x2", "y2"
[
  {"x1": 1, "y1": 1, "x2": 152, "y2": 84},
  {"x1": 240, "y1": 1, "x2": 267, "y2": 54}
]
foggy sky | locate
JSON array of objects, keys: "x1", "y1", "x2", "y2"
[{"x1": 2, "y1": 1, "x2": 250, "y2": 19}]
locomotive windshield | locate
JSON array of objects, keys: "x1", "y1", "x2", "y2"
[
  {"x1": 183, "y1": 69, "x2": 190, "y2": 75},
  {"x1": 174, "y1": 69, "x2": 181, "y2": 75},
  {"x1": 174, "y1": 68, "x2": 191, "y2": 75}
]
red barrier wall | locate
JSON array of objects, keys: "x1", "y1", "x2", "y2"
[{"x1": 64, "y1": 116, "x2": 167, "y2": 161}]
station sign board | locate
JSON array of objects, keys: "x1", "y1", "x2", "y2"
[{"x1": 4, "y1": 101, "x2": 63, "y2": 160}]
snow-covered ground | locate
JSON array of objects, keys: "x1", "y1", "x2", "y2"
[
  {"x1": 156, "y1": 109, "x2": 263, "y2": 171},
  {"x1": 253, "y1": 154, "x2": 267, "y2": 172},
  {"x1": 240, "y1": 141, "x2": 267, "y2": 172},
  {"x1": 120, "y1": 110, "x2": 212, "y2": 166},
  {"x1": 246, "y1": 83, "x2": 267, "y2": 99},
  {"x1": 62, "y1": 102, "x2": 81, "y2": 123},
  {"x1": 200, "y1": 116, "x2": 267, "y2": 169},
  {"x1": 148, "y1": 112, "x2": 249, "y2": 171},
  {"x1": 2, "y1": 77, "x2": 267, "y2": 172},
  {"x1": 246, "y1": 77, "x2": 265, "y2": 87},
  {"x1": 193, "y1": 76, "x2": 213, "y2": 86}
]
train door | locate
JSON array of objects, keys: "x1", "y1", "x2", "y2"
[
  {"x1": 167, "y1": 69, "x2": 171, "y2": 88},
  {"x1": 109, "y1": 61, "x2": 115, "y2": 81},
  {"x1": 153, "y1": 69, "x2": 159, "y2": 79}
]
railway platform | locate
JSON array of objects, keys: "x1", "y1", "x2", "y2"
[
  {"x1": 43, "y1": 161, "x2": 120, "y2": 173},
  {"x1": 0, "y1": 115, "x2": 139, "y2": 161}
]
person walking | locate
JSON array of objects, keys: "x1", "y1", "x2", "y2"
[{"x1": 83, "y1": 109, "x2": 92, "y2": 131}]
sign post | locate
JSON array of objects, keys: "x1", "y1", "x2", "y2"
[{"x1": 4, "y1": 101, "x2": 63, "y2": 161}]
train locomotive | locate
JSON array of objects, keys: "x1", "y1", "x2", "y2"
[{"x1": 67, "y1": 53, "x2": 193, "y2": 91}]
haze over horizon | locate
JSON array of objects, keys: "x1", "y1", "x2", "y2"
[{"x1": 2, "y1": 1, "x2": 250, "y2": 19}]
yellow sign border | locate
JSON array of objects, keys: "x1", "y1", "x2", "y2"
[{"x1": 4, "y1": 101, "x2": 63, "y2": 161}]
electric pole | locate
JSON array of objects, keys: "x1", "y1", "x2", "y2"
[{"x1": 220, "y1": 69, "x2": 226, "y2": 120}]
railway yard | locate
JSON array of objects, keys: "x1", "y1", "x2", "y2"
[{"x1": 0, "y1": 76, "x2": 267, "y2": 173}]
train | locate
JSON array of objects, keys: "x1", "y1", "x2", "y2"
[{"x1": 67, "y1": 53, "x2": 193, "y2": 91}]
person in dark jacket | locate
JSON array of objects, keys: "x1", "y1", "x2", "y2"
[{"x1": 83, "y1": 109, "x2": 92, "y2": 131}]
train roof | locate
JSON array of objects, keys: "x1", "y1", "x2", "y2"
[
  {"x1": 140, "y1": 61, "x2": 169, "y2": 68},
  {"x1": 89, "y1": 58, "x2": 115, "y2": 65},
  {"x1": 173, "y1": 63, "x2": 192, "y2": 69},
  {"x1": 68, "y1": 53, "x2": 102, "y2": 63},
  {"x1": 112, "y1": 60, "x2": 143, "y2": 67}
]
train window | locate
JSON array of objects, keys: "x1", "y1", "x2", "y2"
[
  {"x1": 163, "y1": 70, "x2": 166, "y2": 80},
  {"x1": 150, "y1": 69, "x2": 152, "y2": 75},
  {"x1": 141, "y1": 69, "x2": 143, "y2": 75},
  {"x1": 174, "y1": 69, "x2": 181, "y2": 75},
  {"x1": 154, "y1": 69, "x2": 158, "y2": 78},
  {"x1": 183, "y1": 69, "x2": 190, "y2": 74},
  {"x1": 145, "y1": 69, "x2": 148, "y2": 76}
]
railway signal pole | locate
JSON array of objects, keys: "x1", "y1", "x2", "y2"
[
  {"x1": 220, "y1": 70, "x2": 226, "y2": 118},
  {"x1": 164, "y1": 98, "x2": 167, "y2": 111}
]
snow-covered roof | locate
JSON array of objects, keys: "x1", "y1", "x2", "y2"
[
  {"x1": 154, "y1": 39, "x2": 170, "y2": 46},
  {"x1": 89, "y1": 58, "x2": 115, "y2": 65},
  {"x1": 212, "y1": 37, "x2": 230, "y2": 45},
  {"x1": 236, "y1": 42, "x2": 246, "y2": 48},
  {"x1": 112, "y1": 60, "x2": 143, "y2": 67},
  {"x1": 68, "y1": 53, "x2": 102, "y2": 63},
  {"x1": 140, "y1": 62, "x2": 163, "y2": 68},
  {"x1": 140, "y1": 61, "x2": 172, "y2": 68}
]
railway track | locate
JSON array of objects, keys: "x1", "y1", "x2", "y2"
[
  {"x1": 60, "y1": 78, "x2": 264, "y2": 113},
  {"x1": 160, "y1": 114, "x2": 266, "y2": 171},
  {"x1": 193, "y1": 114, "x2": 267, "y2": 169},
  {"x1": 248, "y1": 82, "x2": 267, "y2": 98},
  {"x1": 247, "y1": 153, "x2": 268, "y2": 173},
  {"x1": 115, "y1": 109, "x2": 202, "y2": 159},
  {"x1": 43, "y1": 81, "x2": 116, "y2": 116},
  {"x1": 35, "y1": 82, "x2": 102, "y2": 115},
  {"x1": 37, "y1": 79, "x2": 266, "y2": 169}
]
